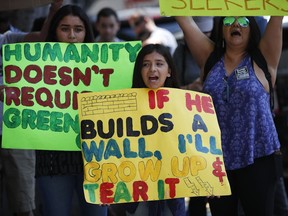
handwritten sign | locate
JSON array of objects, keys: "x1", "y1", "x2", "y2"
[
  {"x1": 159, "y1": 0, "x2": 288, "y2": 16},
  {"x1": 2, "y1": 41, "x2": 142, "y2": 150},
  {"x1": 0, "y1": 0, "x2": 51, "y2": 11},
  {"x1": 77, "y1": 88, "x2": 231, "y2": 204}
]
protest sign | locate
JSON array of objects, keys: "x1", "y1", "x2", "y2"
[
  {"x1": 77, "y1": 88, "x2": 231, "y2": 204},
  {"x1": 159, "y1": 0, "x2": 288, "y2": 16},
  {"x1": 2, "y1": 41, "x2": 142, "y2": 150}
]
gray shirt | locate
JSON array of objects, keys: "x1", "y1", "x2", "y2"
[{"x1": 0, "y1": 31, "x2": 26, "y2": 134}]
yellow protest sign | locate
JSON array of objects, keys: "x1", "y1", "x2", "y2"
[
  {"x1": 2, "y1": 41, "x2": 142, "y2": 150},
  {"x1": 159, "y1": 0, "x2": 288, "y2": 16},
  {"x1": 77, "y1": 88, "x2": 231, "y2": 204}
]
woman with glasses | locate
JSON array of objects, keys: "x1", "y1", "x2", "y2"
[{"x1": 175, "y1": 16, "x2": 283, "y2": 216}]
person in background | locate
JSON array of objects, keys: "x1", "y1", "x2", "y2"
[
  {"x1": 94, "y1": 7, "x2": 123, "y2": 42},
  {"x1": 0, "y1": 12, "x2": 21, "y2": 33},
  {"x1": 176, "y1": 15, "x2": 283, "y2": 216},
  {"x1": 120, "y1": 44, "x2": 184, "y2": 216},
  {"x1": 31, "y1": 16, "x2": 46, "y2": 32},
  {"x1": 128, "y1": 12, "x2": 177, "y2": 55},
  {"x1": 173, "y1": 16, "x2": 214, "y2": 93},
  {"x1": 0, "y1": 1, "x2": 63, "y2": 216},
  {"x1": 35, "y1": 4, "x2": 107, "y2": 216}
]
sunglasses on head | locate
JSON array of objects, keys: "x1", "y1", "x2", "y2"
[{"x1": 223, "y1": 17, "x2": 250, "y2": 27}]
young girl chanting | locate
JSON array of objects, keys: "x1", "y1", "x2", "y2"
[{"x1": 123, "y1": 44, "x2": 186, "y2": 216}]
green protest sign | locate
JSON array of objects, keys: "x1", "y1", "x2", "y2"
[{"x1": 2, "y1": 41, "x2": 142, "y2": 150}]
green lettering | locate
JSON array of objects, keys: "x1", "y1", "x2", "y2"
[
  {"x1": 64, "y1": 44, "x2": 80, "y2": 63},
  {"x1": 22, "y1": 109, "x2": 37, "y2": 129},
  {"x1": 109, "y1": 44, "x2": 124, "y2": 62},
  {"x1": 125, "y1": 43, "x2": 142, "y2": 62},
  {"x1": 158, "y1": 180, "x2": 164, "y2": 199},
  {"x1": 101, "y1": 44, "x2": 108, "y2": 63},
  {"x1": 3, "y1": 108, "x2": 21, "y2": 128},
  {"x1": 50, "y1": 111, "x2": 63, "y2": 132},
  {"x1": 81, "y1": 44, "x2": 99, "y2": 63},
  {"x1": 42, "y1": 43, "x2": 63, "y2": 62},
  {"x1": 63, "y1": 113, "x2": 79, "y2": 133},
  {"x1": 36, "y1": 110, "x2": 50, "y2": 130},
  {"x1": 4, "y1": 44, "x2": 22, "y2": 62},
  {"x1": 114, "y1": 181, "x2": 131, "y2": 203},
  {"x1": 83, "y1": 184, "x2": 99, "y2": 203},
  {"x1": 24, "y1": 43, "x2": 41, "y2": 61}
]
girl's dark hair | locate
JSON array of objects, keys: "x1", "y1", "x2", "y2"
[
  {"x1": 132, "y1": 44, "x2": 179, "y2": 88},
  {"x1": 45, "y1": 4, "x2": 94, "y2": 42},
  {"x1": 204, "y1": 16, "x2": 262, "y2": 80}
]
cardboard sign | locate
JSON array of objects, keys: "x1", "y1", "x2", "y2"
[
  {"x1": 2, "y1": 41, "x2": 142, "y2": 150},
  {"x1": 159, "y1": 0, "x2": 288, "y2": 16},
  {"x1": 77, "y1": 88, "x2": 231, "y2": 204}
]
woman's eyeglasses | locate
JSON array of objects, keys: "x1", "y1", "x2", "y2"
[{"x1": 223, "y1": 17, "x2": 250, "y2": 28}]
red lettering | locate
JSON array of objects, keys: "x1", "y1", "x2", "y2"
[
  {"x1": 133, "y1": 181, "x2": 148, "y2": 201},
  {"x1": 54, "y1": 90, "x2": 71, "y2": 109},
  {"x1": 5, "y1": 87, "x2": 20, "y2": 105},
  {"x1": 5, "y1": 65, "x2": 22, "y2": 83},
  {"x1": 165, "y1": 178, "x2": 180, "y2": 198},
  {"x1": 156, "y1": 89, "x2": 169, "y2": 109},
  {"x1": 74, "y1": 67, "x2": 91, "y2": 86},
  {"x1": 5, "y1": 87, "x2": 78, "y2": 110},
  {"x1": 92, "y1": 65, "x2": 99, "y2": 74},
  {"x1": 100, "y1": 182, "x2": 114, "y2": 204},
  {"x1": 185, "y1": 93, "x2": 202, "y2": 112},
  {"x1": 21, "y1": 87, "x2": 34, "y2": 106},
  {"x1": 72, "y1": 91, "x2": 79, "y2": 110},
  {"x1": 44, "y1": 65, "x2": 57, "y2": 85},
  {"x1": 100, "y1": 68, "x2": 114, "y2": 87},
  {"x1": 35, "y1": 87, "x2": 53, "y2": 108},
  {"x1": 202, "y1": 96, "x2": 214, "y2": 114},
  {"x1": 23, "y1": 65, "x2": 42, "y2": 84},
  {"x1": 148, "y1": 90, "x2": 156, "y2": 109},
  {"x1": 148, "y1": 89, "x2": 170, "y2": 109},
  {"x1": 58, "y1": 66, "x2": 72, "y2": 86}
]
